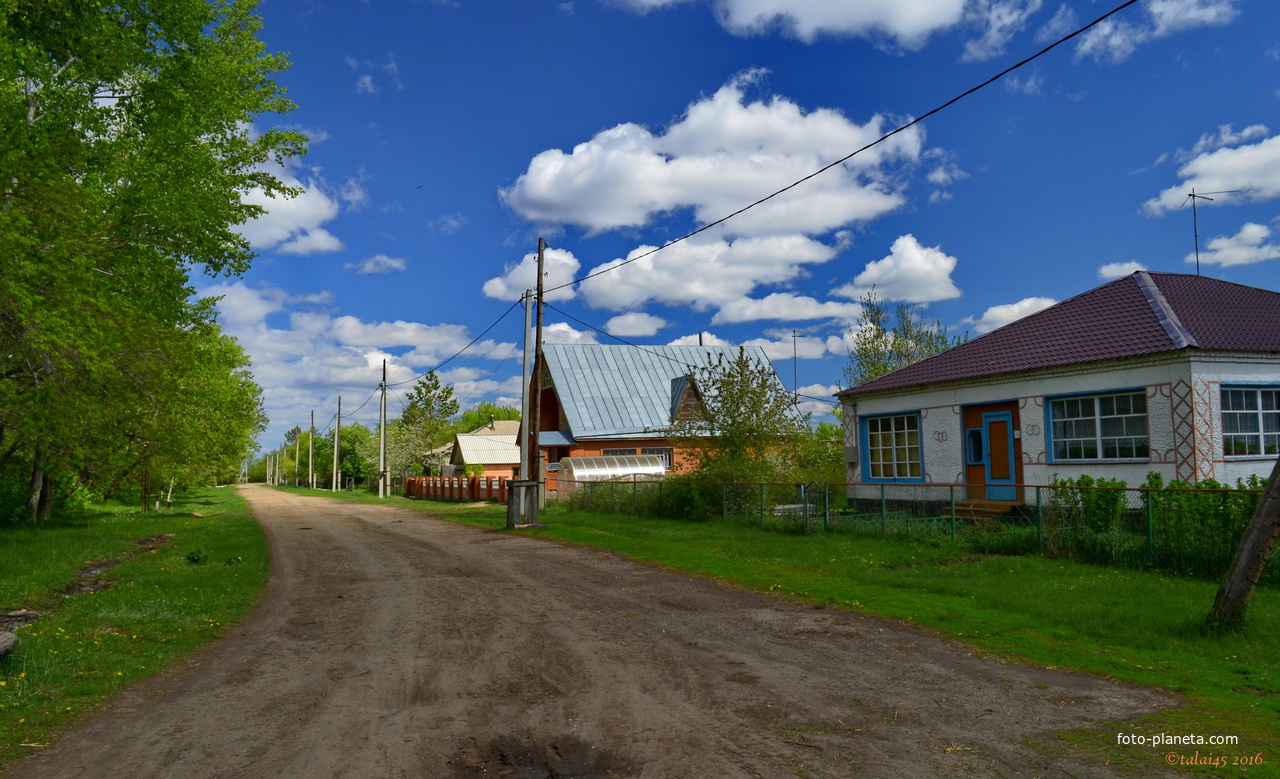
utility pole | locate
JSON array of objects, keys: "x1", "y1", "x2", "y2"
[
  {"x1": 333, "y1": 396, "x2": 342, "y2": 492},
  {"x1": 792, "y1": 329, "x2": 800, "y2": 408},
  {"x1": 309, "y1": 410, "x2": 315, "y2": 489},
  {"x1": 520, "y1": 288, "x2": 534, "y2": 482},
  {"x1": 379, "y1": 359, "x2": 387, "y2": 498},
  {"x1": 523, "y1": 239, "x2": 546, "y2": 524},
  {"x1": 294, "y1": 434, "x2": 300, "y2": 487}
]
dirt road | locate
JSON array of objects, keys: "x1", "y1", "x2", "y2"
[{"x1": 8, "y1": 485, "x2": 1176, "y2": 778}]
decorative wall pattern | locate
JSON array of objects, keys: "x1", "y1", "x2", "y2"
[{"x1": 1170, "y1": 379, "x2": 1217, "y2": 482}]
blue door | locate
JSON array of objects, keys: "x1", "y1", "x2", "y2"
[{"x1": 982, "y1": 411, "x2": 1016, "y2": 501}]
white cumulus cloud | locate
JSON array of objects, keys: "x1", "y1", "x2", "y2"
[
  {"x1": 711, "y1": 293, "x2": 862, "y2": 324},
  {"x1": 1188, "y1": 222, "x2": 1280, "y2": 267},
  {"x1": 235, "y1": 159, "x2": 345, "y2": 256},
  {"x1": 501, "y1": 70, "x2": 921, "y2": 238},
  {"x1": 1098, "y1": 261, "x2": 1147, "y2": 280},
  {"x1": 578, "y1": 234, "x2": 839, "y2": 312},
  {"x1": 1144, "y1": 134, "x2": 1280, "y2": 215},
  {"x1": 482, "y1": 247, "x2": 582, "y2": 302},
  {"x1": 605, "y1": 312, "x2": 670, "y2": 337},
  {"x1": 832, "y1": 234, "x2": 962, "y2": 304},
  {"x1": 963, "y1": 296, "x2": 1056, "y2": 333}
]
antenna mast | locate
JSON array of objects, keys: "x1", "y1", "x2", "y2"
[{"x1": 1184, "y1": 188, "x2": 1239, "y2": 276}]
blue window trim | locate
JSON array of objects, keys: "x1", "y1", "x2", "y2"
[
  {"x1": 858, "y1": 411, "x2": 925, "y2": 484},
  {"x1": 1043, "y1": 387, "x2": 1150, "y2": 464}
]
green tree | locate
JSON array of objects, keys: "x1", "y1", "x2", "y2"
[
  {"x1": 454, "y1": 402, "x2": 521, "y2": 434},
  {"x1": 843, "y1": 288, "x2": 964, "y2": 388},
  {"x1": 0, "y1": 0, "x2": 304, "y2": 517},
  {"x1": 670, "y1": 348, "x2": 808, "y2": 484},
  {"x1": 401, "y1": 373, "x2": 459, "y2": 474}
]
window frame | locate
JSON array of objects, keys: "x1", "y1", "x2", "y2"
[
  {"x1": 1045, "y1": 388, "x2": 1150, "y2": 463},
  {"x1": 1221, "y1": 385, "x2": 1280, "y2": 459},
  {"x1": 859, "y1": 411, "x2": 924, "y2": 484}
]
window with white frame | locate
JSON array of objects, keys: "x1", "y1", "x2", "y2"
[
  {"x1": 1222, "y1": 388, "x2": 1280, "y2": 457},
  {"x1": 1049, "y1": 391, "x2": 1148, "y2": 460},
  {"x1": 640, "y1": 447, "x2": 674, "y2": 469},
  {"x1": 602, "y1": 448, "x2": 637, "y2": 457},
  {"x1": 863, "y1": 414, "x2": 921, "y2": 480}
]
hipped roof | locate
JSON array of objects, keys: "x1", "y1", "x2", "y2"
[{"x1": 839, "y1": 271, "x2": 1280, "y2": 398}]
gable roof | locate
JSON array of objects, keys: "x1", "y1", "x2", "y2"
[
  {"x1": 451, "y1": 433, "x2": 519, "y2": 465},
  {"x1": 541, "y1": 343, "x2": 780, "y2": 440},
  {"x1": 839, "y1": 272, "x2": 1280, "y2": 398},
  {"x1": 463, "y1": 419, "x2": 521, "y2": 436}
]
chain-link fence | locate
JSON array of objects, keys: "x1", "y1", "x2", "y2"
[{"x1": 560, "y1": 477, "x2": 1271, "y2": 585}]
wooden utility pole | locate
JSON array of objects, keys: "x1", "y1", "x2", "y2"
[
  {"x1": 1207, "y1": 455, "x2": 1280, "y2": 629},
  {"x1": 379, "y1": 360, "x2": 388, "y2": 498},
  {"x1": 294, "y1": 435, "x2": 300, "y2": 487},
  {"x1": 333, "y1": 396, "x2": 342, "y2": 492}
]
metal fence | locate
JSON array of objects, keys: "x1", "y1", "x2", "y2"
[{"x1": 561, "y1": 478, "x2": 1271, "y2": 586}]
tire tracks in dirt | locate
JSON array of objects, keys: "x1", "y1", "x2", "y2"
[{"x1": 6, "y1": 485, "x2": 1178, "y2": 778}]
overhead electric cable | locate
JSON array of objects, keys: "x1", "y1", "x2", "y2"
[
  {"x1": 387, "y1": 297, "x2": 523, "y2": 388},
  {"x1": 544, "y1": 303, "x2": 840, "y2": 407},
  {"x1": 543, "y1": 0, "x2": 1140, "y2": 296}
]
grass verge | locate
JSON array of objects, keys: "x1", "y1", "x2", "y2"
[
  {"x1": 0, "y1": 487, "x2": 267, "y2": 770},
  {"x1": 332, "y1": 487, "x2": 1278, "y2": 778}
]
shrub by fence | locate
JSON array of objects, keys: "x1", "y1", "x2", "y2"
[{"x1": 559, "y1": 474, "x2": 1272, "y2": 586}]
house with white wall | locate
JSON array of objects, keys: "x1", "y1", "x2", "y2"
[{"x1": 837, "y1": 271, "x2": 1280, "y2": 503}]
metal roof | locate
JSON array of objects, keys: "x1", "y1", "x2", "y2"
[
  {"x1": 450, "y1": 433, "x2": 519, "y2": 465},
  {"x1": 542, "y1": 344, "x2": 783, "y2": 439},
  {"x1": 839, "y1": 271, "x2": 1280, "y2": 398}
]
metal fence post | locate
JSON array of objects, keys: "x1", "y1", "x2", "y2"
[
  {"x1": 802, "y1": 483, "x2": 810, "y2": 536},
  {"x1": 1036, "y1": 486, "x2": 1043, "y2": 552},
  {"x1": 880, "y1": 484, "x2": 887, "y2": 533},
  {"x1": 1152, "y1": 488, "x2": 1162, "y2": 562},
  {"x1": 759, "y1": 483, "x2": 765, "y2": 526},
  {"x1": 632, "y1": 477, "x2": 637, "y2": 516},
  {"x1": 950, "y1": 485, "x2": 956, "y2": 543},
  {"x1": 823, "y1": 486, "x2": 830, "y2": 531}
]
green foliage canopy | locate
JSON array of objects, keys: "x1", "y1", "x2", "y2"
[{"x1": 0, "y1": 0, "x2": 303, "y2": 515}]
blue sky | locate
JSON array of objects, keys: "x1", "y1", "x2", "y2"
[{"x1": 209, "y1": 0, "x2": 1280, "y2": 447}]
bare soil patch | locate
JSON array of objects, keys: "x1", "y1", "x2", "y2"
[{"x1": 5, "y1": 485, "x2": 1177, "y2": 778}]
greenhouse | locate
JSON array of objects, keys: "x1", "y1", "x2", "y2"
[{"x1": 557, "y1": 455, "x2": 667, "y2": 492}]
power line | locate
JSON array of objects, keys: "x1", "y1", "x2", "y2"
[
  {"x1": 544, "y1": 0, "x2": 1140, "y2": 296},
  {"x1": 543, "y1": 302, "x2": 839, "y2": 407},
  {"x1": 387, "y1": 297, "x2": 523, "y2": 388}
]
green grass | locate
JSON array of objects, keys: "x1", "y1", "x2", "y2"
[
  {"x1": 360, "y1": 488, "x2": 1279, "y2": 778},
  {"x1": 0, "y1": 487, "x2": 267, "y2": 769}
]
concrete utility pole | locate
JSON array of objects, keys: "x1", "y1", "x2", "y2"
[
  {"x1": 379, "y1": 359, "x2": 387, "y2": 498},
  {"x1": 520, "y1": 288, "x2": 534, "y2": 483},
  {"x1": 294, "y1": 435, "x2": 300, "y2": 487},
  {"x1": 309, "y1": 410, "x2": 315, "y2": 489},
  {"x1": 524, "y1": 238, "x2": 546, "y2": 520},
  {"x1": 333, "y1": 396, "x2": 342, "y2": 492}
]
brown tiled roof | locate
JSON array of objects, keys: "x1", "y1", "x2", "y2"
[{"x1": 838, "y1": 272, "x2": 1280, "y2": 398}]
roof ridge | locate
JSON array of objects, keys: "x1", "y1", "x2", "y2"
[{"x1": 1134, "y1": 271, "x2": 1199, "y2": 350}]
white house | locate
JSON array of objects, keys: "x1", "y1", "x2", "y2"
[{"x1": 837, "y1": 271, "x2": 1280, "y2": 503}]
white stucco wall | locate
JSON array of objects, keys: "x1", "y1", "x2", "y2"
[{"x1": 841, "y1": 351, "x2": 1280, "y2": 495}]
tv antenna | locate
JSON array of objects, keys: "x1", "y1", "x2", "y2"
[{"x1": 1182, "y1": 188, "x2": 1239, "y2": 275}]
